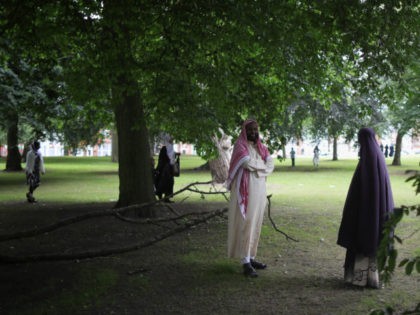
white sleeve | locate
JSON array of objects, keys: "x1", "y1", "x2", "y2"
[
  {"x1": 246, "y1": 156, "x2": 274, "y2": 177},
  {"x1": 26, "y1": 151, "x2": 34, "y2": 173}
]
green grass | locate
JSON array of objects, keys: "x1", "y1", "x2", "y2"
[
  {"x1": 0, "y1": 154, "x2": 419, "y2": 314},
  {"x1": 9, "y1": 267, "x2": 118, "y2": 315},
  {"x1": 0, "y1": 155, "x2": 418, "y2": 207}
]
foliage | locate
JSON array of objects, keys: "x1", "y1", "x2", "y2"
[
  {"x1": 373, "y1": 172, "x2": 420, "y2": 315},
  {"x1": 0, "y1": 59, "x2": 53, "y2": 140},
  {"x1": 386, "y1": 60, "x2": 420, "y2": 137},
  {"x1": 0, "y1": 2, "x2": 111, "y2": 148},
  {"x1": 1, "y1": 1, "x2": 419, "y2": 202},
  {"x1": 33, "y1": 0, "x2": 418, "y2": 155}
]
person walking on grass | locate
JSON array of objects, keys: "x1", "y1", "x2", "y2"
[
  {"x1": 337, "y1": 128, "x2": 394, "y2": 289},
  {"x1": 290, "y1": 147, "x2": 296, "y2": 167},
  {"x1": 226, "y1": 119, "x2": 274, "y2": 277},
  {"x1": 313, "y1": 145, "x2": 320, "y2": 167},
  {"x1": 25, "y1": 141, "x2": 45, "y2": 203}
]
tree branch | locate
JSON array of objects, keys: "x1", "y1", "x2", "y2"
[
  {"x1": 0, "y1": 181, "x2": 215, "y2": 242},
  {"x1": 266, "y1": 195, "x2": 299, "y2": 242},
  {"x1": 0, "y1": 208, "x2": 227, "y2": 264}
]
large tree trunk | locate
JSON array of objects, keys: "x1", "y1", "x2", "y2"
[
  {"x1": 102, "y1": 1, "x2": 155, "y2": 215},
  {"x1": 114, "y1": 79, "x2": 155, "y2": 215},
  {"x1": 392, "y1": 130, "x2": 403, "y2": 166},
  {"x1": 332, "y1": 136, "x2": 338, "y2": 161},
  {"x1": 5, "y1": 112, "x2": 22, "y2": 171}
]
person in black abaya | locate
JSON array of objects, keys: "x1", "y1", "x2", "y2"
[
  {"x1": 154, "y1": 146, "x2": 174, "y2": 202},
  {"x1": 337, "y1": 128, "x2": 394, "y2": 288}
]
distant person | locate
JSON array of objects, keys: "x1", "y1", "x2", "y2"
[
  {"x1": 25, "y1": 141, "x2": 45, "y2": 203},
  {"x1": 337, "y1": 128, "x2": 394, "y2": 289},
  {"x1": 384, "y1": 144, "x2": 389, "y2": 158},
  {"x1": 380, "y1": 144, "x2": 384, "y2": 153},
  {"x1": 226, "y1": 119, "x2": 274, "y2": 277},
  {"x1": 290, "y1": 147, "x2": 296, "y2": 167},
  {"x1": 389, "y1": 144, "x2": 394, "y2": 157},
  {"x1": 313, "y1": 145, "x2": 320, "y2": 167}
]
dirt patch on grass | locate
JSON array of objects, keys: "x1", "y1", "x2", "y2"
[{"x1": 0, "y1": 201, "x2": 419, "y2": 315}]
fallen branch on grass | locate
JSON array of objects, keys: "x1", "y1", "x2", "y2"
[
  {"x1": 113, "y1": 209, "x2": 225, "y2": 224},
  {"x1": 0, "y1": 180, "x2": 296, "y2": 264},
  {"x1": 0, "y1": 208, "x2": 227, "y2": 264},
  {"x1": 267, "y1": 195, "x2": 299, "y2": 242},
  {"x1": 0, "y1": 181, "x2": 216, "y2": 242}
]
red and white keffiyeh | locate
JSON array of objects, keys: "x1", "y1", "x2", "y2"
[{"x1": 226, "y1": 119, "x2": 269, "y2": 218}]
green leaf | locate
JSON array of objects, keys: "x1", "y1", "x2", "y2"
[
  {"x1": 386, "y1": 249, "x2": 398, "y2": 272},
  {"x1": 405, "y1": 261, "x2": 415, "y2": 275},
  {"x1": 398, "y1": 258, "x2": 409, "y2": 267},
  {"x1": 394, "y1": 235, "x2": 403, "y2": 244}
]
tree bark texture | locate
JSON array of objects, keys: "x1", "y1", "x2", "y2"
[
  {"x1": 392, "y1": 130, "x2": 403, "y2": 166},
  {"x1": 5, "y1": 111, "x2": 22, "y2": 171},
  {"x1": 102, "y1": 1, "x2": 155, "y2": 214},
  {"x1": 114, "y1": 84, "x2": 155, "y2": 213}
]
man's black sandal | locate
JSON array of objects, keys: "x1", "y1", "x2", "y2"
[
  {"x1": 250, "y1": 259, "x2": 267, "y2": 270},
  {"x1": 243, "y1": 263, "x2": 258, "y2": 277}
]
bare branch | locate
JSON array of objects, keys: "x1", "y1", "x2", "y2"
[
  {"x1": 0, "y1": 208, "x2": 228, "y2": 264},
  {"x1": 266, "y1": 195, "x2": 299, "y2": 242},
  {"x1": 0, "y1": 181, "x2": 215, "y2": 242}
]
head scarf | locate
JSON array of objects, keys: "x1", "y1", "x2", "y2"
[
  {"x1": 337, "y1": 127, "x2": 394, "y2": 256},
  {"x1": 156, "y1": 146, "x2": 170, "y2": 172},
  {"x1": 32, "y1": 141, "x2": 40, "y2": 151},
  {"x1": 226, "y1": 119, "x2": 270, "y2": 218}
]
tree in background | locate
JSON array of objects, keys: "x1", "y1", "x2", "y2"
[
  {"x1": 0, "y1": 59, "x2": 57, "y2": 171},
  {"x1": 387, "y1": 61, "x2": 420, "y2": 166}
]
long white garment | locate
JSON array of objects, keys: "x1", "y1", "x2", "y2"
[
  {"x1": 345, "y1": 255, "x2": 379, "y2": 288},
  {"x1": 228, "y1": 142, "x2": 274, "y2": 259}
]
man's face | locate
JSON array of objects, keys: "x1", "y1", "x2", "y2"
[{"x1": 246, "y1": 122, "x2": 259, "y2": 143}]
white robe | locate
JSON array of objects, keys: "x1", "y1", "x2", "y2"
[{"x1": 228, "y1": 142, "x2": 274, "y2": 259}]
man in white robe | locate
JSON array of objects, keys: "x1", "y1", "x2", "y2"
[{"x1": 226, "y1": 119, "x2": 274, "y2": 277}]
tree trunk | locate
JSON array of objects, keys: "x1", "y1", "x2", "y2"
[
  {"x1": 111, "y1": 129, "x2": 118, "y2": 163},
  {"x1": 114, "y1": 78, "x2": 155, "y2": 215},
  {"x1": 102, "y1": 1, "x2": 155, "y2": 215},
  {"x1": 392, "y1": 130, "x2": 403, "y2": 166},
  {"x1": 208, "y1": 129, "x2": 232, "y2": 183},
  {"x1": 5, "y1": 112, "x2": 22, "y2": 171},
  {"x1": 332, "y1": 136, "x2": 338, "y2": 161}
]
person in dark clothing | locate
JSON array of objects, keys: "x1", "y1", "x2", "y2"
[
  {"x1": 337, "y1": 128, "x2": 394, "y2": 288},
  {"x1": 154, "y1": 146, "x2": 174, "y2": 202},
  {"x1": 384, "y1": 144, "x2": 389, "y2": 158},
  {"x1": 389, "y1": 144, "x2": 394, "y2": 157},
  {"x1": 25, "y1": 141, "x2": 45, "y2": 203},
  {"x1": 290, "y1": 147, "x2": 296, "y2": 167}
]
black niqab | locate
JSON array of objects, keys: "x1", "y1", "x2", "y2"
[{"x1": 337, "y1": 128, "x2": 394, "y2": 256}]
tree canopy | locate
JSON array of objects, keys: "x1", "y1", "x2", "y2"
[{"x1": 1, "y1": 1, "x2": 418, "y2": 210}]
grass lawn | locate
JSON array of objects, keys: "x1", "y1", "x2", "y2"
[
  {"x1": 1, "y1": 155, "x2": 417, "y2": 206},
  {"x1": 0, "y1": 155, "x2": 419, "y2": 314}
]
